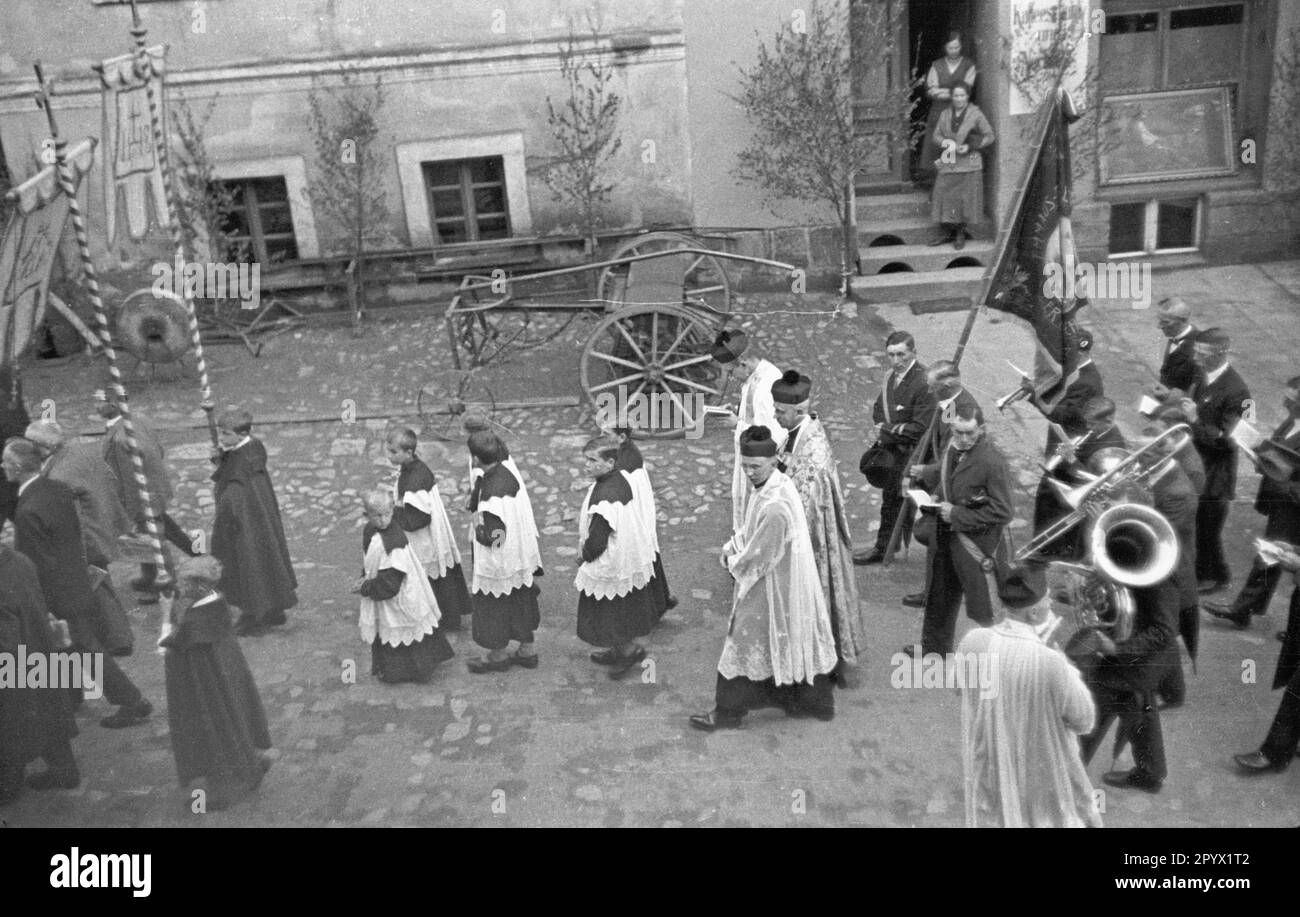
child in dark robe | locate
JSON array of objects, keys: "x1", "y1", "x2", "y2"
[
  {"x1": 577, "y1": 435, "x2": 658, "y2": 679},
  {"x1": 161, "y1": 555, "x2": 271, "y2": 812},
  {"x1": 210, "y1": 407, "x2": 298, "y2": 636},
  {"x1": 465, "y1": 429, "x2": 543, "y2": 673},
  {"x1": 611, "y1": 426, "x2": 678, "y2": 619},
  {"x1": 386, "y1": 427, "x2": 472, "y2": 631},
  {"x1": 355, "y1": 489, "x2": 454, "y2": 683}
]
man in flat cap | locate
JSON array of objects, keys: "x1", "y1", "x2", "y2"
[
  {"x1": 711, "y1": 330, "x2": 786, "y2": 535},
  {"x1": 1175, "y1": 327, "x2": 1251, "y2": 595},
  {"x1": 772, "y1": 369, "x2": 865, "y2": 683},
  {"x1": 690, "y1": 425, "x2": 838, "y2": 730},
  {"x1": 957, "y1": 562, "x2": 1101, "y2": 827}
]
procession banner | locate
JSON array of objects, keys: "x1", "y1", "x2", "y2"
[
  {"x1": 982, "y1": 90, "x2": 1086, "y2": 409},
  {"x1": 0, "y1": 138, "x2": 97, "y2": 369},
  {"x1": 97, "y1": 45, "x2": 168, "y2": 248}
]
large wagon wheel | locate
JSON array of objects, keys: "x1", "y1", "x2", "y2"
[
  {"x1": 596, "y1": 231, "x2": 732, "y2": 316},
  {"x1": 580, "y1": 302, "x2": 726, "y2": 439}
]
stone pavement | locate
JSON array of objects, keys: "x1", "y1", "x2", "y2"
[{"x1": 2, "y1": 266, "x2": 1298, "y2": 827}]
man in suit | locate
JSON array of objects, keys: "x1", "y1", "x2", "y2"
[
  {"x1": 2, "y1": 437, "x2": 153, "y2": 729},
  {"x1": 1154, "y1": 297, "x2": 1198, "y2": 393},
  {"x1": 1204, "y1": 377, "x2": 1300, "y2": 629},
  {"x1": 1031, "y1": 330, "x2": 1105, "y2": 540},
  {"x1": 1233, "y1": 546, "x2": 1300, "y2": 774},
  {"x1": 1177, "y1": 328, "x2": 1251, "y2": 594},
  {"x1": 907, "y1": 404, "x2": 1014, "y2": 658},
  {"x1": 901, "y1": 360, "x2": 980, "y2": 608},
  {"x1": 0, "y1": 367, "x2": 29, "y2": 532},
  {"x1": 855, "y1": 331, "x2": 935, "y2": 565}
]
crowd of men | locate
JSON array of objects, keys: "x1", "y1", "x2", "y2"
[{"x1": 1, "y1": 293, "x2": 1298, "y2": 824}]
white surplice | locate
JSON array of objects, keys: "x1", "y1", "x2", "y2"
[{"x1": 731, "y1": 359, "x2": 787, "y2": 533}]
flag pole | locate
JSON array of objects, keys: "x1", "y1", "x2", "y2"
[
  {"x1": 33, "y1": 62, "x2": 172, "y2": 594},
  {"x1": 127, "y1": 0, "x2": 218, "y2": 446}
]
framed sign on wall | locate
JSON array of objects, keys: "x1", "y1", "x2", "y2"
[{"x1": 1098, "y1": 86, "x2": 1236, "y2": 185}]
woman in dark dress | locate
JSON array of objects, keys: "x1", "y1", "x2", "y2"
[{"x1": 918, "y1": 31, "x2": 977, "y2": 186}]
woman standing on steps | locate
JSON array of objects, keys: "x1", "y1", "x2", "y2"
[
  {"x1": 928, "y1": 83, "x2": 994, "y2": 251},
  {"x1": 917, "y1": 31, "x2": 977, "y2": 187}
]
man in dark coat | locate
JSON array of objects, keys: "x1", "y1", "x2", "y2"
[
  {"x1": 1078, "y1": 579, "x2": 1176, "y2": 793},
  {"x1": 855, "y1": 331, "x2": 935, "y2": 565},
  {"x1": 0, "y1": 367, "x2": 29, "y2": 531},
  {"x1": 909, "y1": 404, "x2": 1014, "y2": 658},
  {"x1": 0, "y1": 545, "x2": 80, "y2": 802},
  {"x1": 1176, "y1": 328, "x2": 1251, "y2": 594},
  {"x1": 1154, "y1": 298, "x2": 1198, "y2": 393},
  {"x1": 3, "y1": 437, "x2": 152, "y2": 729},
  {"x1": 161, "y1": 555, "x2": 272, "y2": 811},
  {"x1": 1232, "y1": 549, "x2": 1300, "y2": 774},
  {"x1": 1204, "y1": 377, "x2": 1300, "y2": 629},
  {"x1": 210, "y1": 408, "x2": 298, "y2": 636}
]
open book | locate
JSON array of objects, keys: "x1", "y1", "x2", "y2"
[{"x1": 907, "y1": 488, "x2": 937, "y2": 509}]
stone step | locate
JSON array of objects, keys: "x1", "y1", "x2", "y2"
[
  {"x1": 855, "y1": 190, "x2": 931, "y2": 221},
  {"x1": 850, "y1": 266, "x2": 985, "y2": 306},
  {"x1": 858, "y1": 216, "x2": 938, "y2": 247},
  {"x1": 858, "y1": 240, "x2": 995, "y2": 275}
]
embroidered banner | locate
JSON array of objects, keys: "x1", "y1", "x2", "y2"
[{"x1": 98, "y1": 45, "x2": 169, "y2": 247}]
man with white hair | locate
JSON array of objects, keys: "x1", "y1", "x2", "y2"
[{"x1": 958, "y1": 563, "x2": 1101, "y2": 827}]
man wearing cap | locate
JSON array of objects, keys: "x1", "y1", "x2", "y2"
[
  {"x1": 771, "y1": 369, "x2": 865, "y2": 682},
  {"x1": 956, "y1": 563, "x2": 1101, "y2": 827},
  {"x1": 711, "y1": 330, "x2": 786, "y2": 535},
  {"x1": 855, "y1": 331, "x2": 934, "y2": 565},
  {"x1": 690, "y1": 425, "x2": 839, "y2": 730},
  {"x1": 1174, "y1": 327, "x2": 1250, "y2": 594},
  {"x1": 909, "y1": 404, "x2": 1014, "y2": 659},
  {"x1": 1153, "y1": 298, "x2": 1198, "y2": 394},
  {"x1": 1204, "y1": 376, "x2": 1300, "y2": 629}
]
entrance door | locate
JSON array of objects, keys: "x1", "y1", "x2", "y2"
[
  {"x1": 906, "y1": 0, "x2": 975, "y2": 183},
  {"x1": 851, "y1": 0, "x2": 910, "y2": 190}
]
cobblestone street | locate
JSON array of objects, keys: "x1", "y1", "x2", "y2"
[{"x1": 4, "y1": 280, "x2": 1299, "y2": 827}]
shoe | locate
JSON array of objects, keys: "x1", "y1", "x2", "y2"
[
  {"x1": 262, "y1": 610, "x2": 288, "y2": 629},
  {"x1": 101, "y1": 700, "x2": 152, "y2": 729},
  {"x1": 853, "y1": 548, "x2": 886, "y2": 566},
  {"x1": 1197, "y1": 579, "x2": 1228, "y2": 595},
  {"x1": 590, "y1": 648, "x2": 621, "y2": 665},
  {"x1": 953, "y1": 232, "x2": 966, "y2": 250},
  {"x1": 1157, "y1": 697, "x2": 1184, "y2": 711},
  {"x1": 689, "y1": 711, "x2": 742, "y2": 732},
  {"x1": 1203, "y1": 603, "x2": 1249, "y2": 629},
  {"x1": 902, "y1": 592, "x2": 925, "y2": 608},
  {"x1": 510, "y1": 651, "x2": 539, "y2": 670},
  {"x1": 467, "y1": 656, "x2": 513, "y2": 674},
  {"x1": 608, "y1": 647, "x2": 647, "y2": 680},
  {"x1": 26, "y1": 769, "x2": 80, "y2": 792},
  {"x1": 665, "y1": 595, "x2": 680, "y2": 611},
  {"x1": 1102, "y1": 768, "x2": 1162, "y2": 794},
  {"x1": 1233, "y1": 750, "x2": 1287, "y2": 774}
]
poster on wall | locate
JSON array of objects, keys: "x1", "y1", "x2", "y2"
[
  {"x1": 0, "y1": 138, "x2": 96, "y2": 368},
  {"x1": 1098, "y1": 87, "x2": 1237, "y2": 185},
  {"x1": 97, "y1": 45, "x2": 169, "y2": 249},
  {"x1": 1008, "y1": 0, "x2": 1090, "y2": 116}
]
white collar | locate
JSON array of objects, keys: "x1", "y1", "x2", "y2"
[
  {"x1": 893, "y1": 360, "x2": 916, "y2": 379},
  {"x1": 1205, "y1": 362, "x2": 1230, "y2": 385},
  {"x1": 190, "y1": 591, "x2": 221, "y2": 608},
  {"x1": 105, "y1": 416, "x2": 122, "y2": 429},
  {"x1": 939, "y1": 388, "x2": 962, "y2": 408},
  {"x1": 1171, "y1": 325, "x2": 1193, "y2": 343},
  {"x1": 16, "y1": 475, "x2": 38, "y2": 497},
  {"x1": 221, "y1": 435, "x2": 252, "y2": 452}
]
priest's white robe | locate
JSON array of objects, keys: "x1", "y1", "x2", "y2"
[
  {"x1": 731, "y1": 359, "x2": 787, "y2": 533},
  {"x1": 958, "y1": 619, "x2": 1102, "y2": 828}
]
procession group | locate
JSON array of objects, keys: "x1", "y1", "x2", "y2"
[{"x1": 1, "y1": 293, "x2": 1298, "y2": 825}]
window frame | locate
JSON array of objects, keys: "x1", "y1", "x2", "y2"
[
  {"x1": 1099, "y1": 2, "x2": 1248, "y2": 94},
  {"x1": 422, "y1": 157, "x2": 512, "y2": 245},
  {"x1": 1107, "y1": 197, "x2": 1203, "y2": 258},
  {"x1": 207, "y1": 156, "x2": 318, "y2": 262}
]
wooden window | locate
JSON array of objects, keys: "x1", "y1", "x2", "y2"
[
  {"x1": 1108, "y1": 197, "x2": 1201, "y2": 256},
  {"x1": 211, "y1": 176, "x2": 299, "y2": 264},
  {"x1": 1099, "y1": 4, "x2": 1245, "y2": 93},
  {"x1": 422, "y1": 157, "x2": 510, "y2": 245}
]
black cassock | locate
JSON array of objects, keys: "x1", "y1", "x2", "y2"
[
  {"x1": 211, "y1": 438, "x2": 298, "y2": 623},
  {"x1": 162, "y1": 593, "x2": 271, "y2": 790}
]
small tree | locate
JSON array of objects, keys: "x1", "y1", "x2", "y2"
[
  {"x1": 542, "y1": 18, "x2": 624, "y2": 254},
  {"x1": 732, "y1": 0, "x2": 911, "y2": 299},
  {"x1": 307, "y1": 69, "x2": 392, "y2": 325},
  {"x1": 171, "y1": 93, "x2": 244, "y2": 268},
  {"x1": 1266, "y1": 28, "x2": 1300, "y2": 192}
]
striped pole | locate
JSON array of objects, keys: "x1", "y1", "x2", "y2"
[
  {"x1": 33, "y1": 63, "x2": 171, "y2": 591},
  {"x1": 129, "y1": 0, "x2": 218, "y2": 446}
]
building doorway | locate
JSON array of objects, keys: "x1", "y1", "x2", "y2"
[{"x1": 906, "y1": 0, "x2": 974, "y2": 185}]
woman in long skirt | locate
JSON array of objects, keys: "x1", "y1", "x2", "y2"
[
  {"x1": 917, "y1": 31, "x2": 977, "y2": 186},
  {"x1": 929, "y1": 83, "x2": 995, "y2": 250}
]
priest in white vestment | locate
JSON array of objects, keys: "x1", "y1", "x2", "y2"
[
  {"x1": 711, "y1": 330, "x2": 786, "y2": 534},
  {"x1": 690, "y1": 425, "x2": 839, "y2": 731},
  {"x1": 957, "y1": 563, "x2": 1102, "y2": 828},
  {"x1": 771, "y1": 369, "x2": 866, "y2": 682}
]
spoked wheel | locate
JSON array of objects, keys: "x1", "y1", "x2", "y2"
[
  {"x1": 417, "y1": 369, "x2": 498, "y2": 442},
  {"x1": 597, "y1": 231, "x2": 732, "y2": 316},
  {"x1": 580, "y1": 303, "x2": 726, "y2": 439}
]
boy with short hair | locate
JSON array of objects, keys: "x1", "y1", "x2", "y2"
[
  {"x1": 386, "y1": 428, "x2": 472, "y2": 631},
  {"x1": 210, "y1": 407, "x2": 298, "y2": 636}
]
